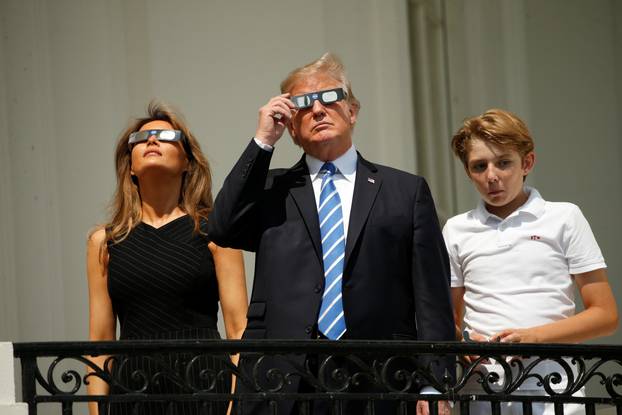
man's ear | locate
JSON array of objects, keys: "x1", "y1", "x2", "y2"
[
  {"x1": 287, "y1": 122, "x2": 299, "y2": 146},
  {"x1": 349, "y1": 102, "x2": 360, "y2": 126},
  {"x1": 522, "y1": 151, "x2": 536, "y2": 175}
]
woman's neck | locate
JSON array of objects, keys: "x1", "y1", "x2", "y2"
[{"x1": 137, "y1": 174, "x2": 185, "y2": 226}]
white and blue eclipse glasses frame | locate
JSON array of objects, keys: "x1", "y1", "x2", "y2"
[
  {"x1": 128, "y1": 129, "x2": 185, "y2": 147},
  {"x1": 291, "y1": 88, "x2": 347, "y2": 109}
]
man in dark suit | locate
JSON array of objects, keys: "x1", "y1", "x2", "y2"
[{"x1": 208, "y1": 53, "x2": 454, "y2": 415}]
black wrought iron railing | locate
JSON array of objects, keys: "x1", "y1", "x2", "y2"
[{"x1": 12, "y1": 340, "x2": 622, "y2": 415}]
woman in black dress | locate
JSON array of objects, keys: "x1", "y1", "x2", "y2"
[{"x1": 86, "y1": 101, "x2": 248, "y2": 415}]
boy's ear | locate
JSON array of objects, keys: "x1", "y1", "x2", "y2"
[{"x1": 522, "y1": 152, "x2": 536, "y2": 175}]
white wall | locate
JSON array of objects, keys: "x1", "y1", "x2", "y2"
[{"x1": 0, "y1": 0, "x2": 416, "y2": 343}]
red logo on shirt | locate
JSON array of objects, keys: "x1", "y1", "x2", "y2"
[{"x1": 530, "y1": 235, "x2": 541, "y2": 240}]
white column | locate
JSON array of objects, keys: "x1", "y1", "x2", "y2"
[
  {"x1": 0, "y1": 0, "x2": 20, "y2": 344},
  {"x1": 0, "y1": 343, "x2": 27, "y2": 415},
  {"x1": 443, "y1": 0, "x2": 533, "y2": 215},
  {"x1": 408, "y1": 0, "x2": 458, "y2": 222}
]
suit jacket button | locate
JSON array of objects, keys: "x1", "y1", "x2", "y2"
[
  {"x1": 314, "y1": 284, "x2": 322, "y2": 293},
  {"x1": 305, "y1": 325, "x2": 313, "y2": 334}
]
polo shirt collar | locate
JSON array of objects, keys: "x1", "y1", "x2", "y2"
[
  {"x1": 306, "y1": 145, "x2": 357, "y2": 182},
  {"x1": 474, "y1": 186, "x2": 546, "y2": 223}
]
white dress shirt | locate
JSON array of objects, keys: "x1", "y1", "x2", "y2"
[
  {"x1": 305, "y1": 146, "x2": 357, "y2": 237},
  {"x1": 253, "y1": 137, "x2": 358, "y2": 236}
]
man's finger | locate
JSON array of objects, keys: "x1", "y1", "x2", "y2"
[
  {"x1": 272, "y1": 102, "x2": 293, "y2": 118},
  {"x1": 270, "y1": 95, "x2": 296, "y2": 109},
  {"x1": 268, "y1": 106, "x2": 291, "y2": 123}
]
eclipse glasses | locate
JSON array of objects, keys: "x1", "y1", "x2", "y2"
[
  {"x1": 291, "y1": 88, "x2": 347, "y2": 109},
  {"x1": 128, "y1": 129, "x2": 185, "y2": 146}
]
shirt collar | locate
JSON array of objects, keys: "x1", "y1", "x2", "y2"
[
  {"x1": 306, "y1": 145, "x2": 358, "y2": 182},
  {"x1": 474, "y1": 186, "x2": 546, "y2": 223}
]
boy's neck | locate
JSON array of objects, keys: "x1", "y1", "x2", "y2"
[{"x1": 485, "y1": 189, "x2": 529, "y2": 219}]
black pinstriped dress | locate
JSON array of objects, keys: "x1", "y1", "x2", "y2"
[{"x1": 106, "y1": 215, "x2": 230, "y2": 415}]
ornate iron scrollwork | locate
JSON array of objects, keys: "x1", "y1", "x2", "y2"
[{"x1": 12, "y1": 340, "x2": 622, "y2": 414}]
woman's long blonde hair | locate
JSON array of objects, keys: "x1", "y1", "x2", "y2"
[{"x1": 100, "y1": 101, "x2": 213, "y2": 252}]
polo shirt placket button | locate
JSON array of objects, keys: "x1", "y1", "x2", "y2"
[{"x1": 497, "y1": 222, "x2": 512, "y2": 247}]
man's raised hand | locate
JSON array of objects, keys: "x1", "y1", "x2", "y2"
[{"x1": 254, "y1": 93, "x2": 296, "y2": 146}]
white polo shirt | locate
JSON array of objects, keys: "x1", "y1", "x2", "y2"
[
  {"x1": 444, "y1": 187, "x2": 606, "y2": 391},
  {"x1": 443, "y1": 187, "x2": 606, "y2": 338}
]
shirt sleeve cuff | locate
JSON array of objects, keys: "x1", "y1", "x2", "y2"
[
  {"x1": 420, "y1": 386, "x2": 440, "y2": 394},
  {"x1": 420, "y1": 386, "x2": 453, "y2": 407},
  {"x1": 253, "y1": 137, "x2": 274, "y2": 152}
]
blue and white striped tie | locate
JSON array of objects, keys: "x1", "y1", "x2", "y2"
[{"x1": 317, "y1": 162, "x2": 347, "y2": 340}]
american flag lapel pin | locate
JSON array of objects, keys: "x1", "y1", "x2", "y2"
[{"x1": 367, "y1": 177, "x2": 375, "y2": 184}]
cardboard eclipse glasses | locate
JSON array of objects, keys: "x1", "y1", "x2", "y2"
[
  {"x1": 291, "y1": 88, "x2": 347, "y2": 109},
  {"x1": 128, "y1": 130, "x2": 185, "y2": 147},
  {"x1": 128, "y1": 129, "x2": 193, "y2": 159}
]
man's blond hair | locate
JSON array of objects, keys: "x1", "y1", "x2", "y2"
[{"x1": 280, "y1": 52, "x2": 360, "y2": 111}]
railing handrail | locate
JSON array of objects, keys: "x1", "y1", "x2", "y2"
[{"x1": 12, "y1": 339, "x2": 622, "y2": 358}]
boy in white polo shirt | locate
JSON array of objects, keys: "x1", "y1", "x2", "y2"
[{"x1": 443, "y1": 108, "x2": 618, "y2": 415}]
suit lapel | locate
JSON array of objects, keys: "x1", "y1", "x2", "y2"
[
  {"x1": 287, "y1": 156, "x2": 323, "y2": 263},
  {"x1": 345, "y1": 154, "x2": 381, "y2": 267}
]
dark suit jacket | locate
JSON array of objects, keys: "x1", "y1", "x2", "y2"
[{"x1": 208, "y1": 140, "x2": 455, "y2": 413}]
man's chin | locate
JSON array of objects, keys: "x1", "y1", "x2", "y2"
[
  {"x1": 311, "y1": 132, "x2": 337, "y2": 142},
  {"x1": 303, "y1": 136, "x2": 336, "y2": 150}
]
